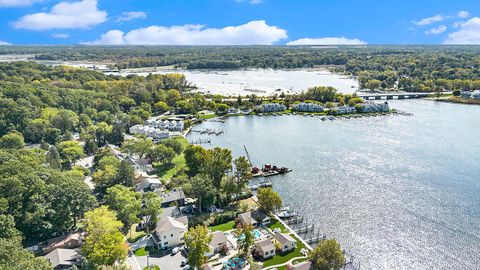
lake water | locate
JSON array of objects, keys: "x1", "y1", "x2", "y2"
[
  {"x1": 117, "y1": 68, "x2": 359, "y2": 96},
  {"x1": 187, "y1": 100, "x2": 480, "y2": 270}
]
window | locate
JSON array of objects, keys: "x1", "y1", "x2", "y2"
[{"x1": 171, "y1": 234, "x2": 173, "y2": 237}]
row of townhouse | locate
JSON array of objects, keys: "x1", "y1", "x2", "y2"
[
  {"x1": 357, "y1": 101, "x2": 390, "y2": 113},
  {"x1": 129, "y1": 125, "x2": 171, "y2": 140},
  {"x1": 257, "y1": 103, "x2": 287, "y2": 113},
  {"x1": 145, "y1": 119, "x2": 185, "y2": 131},
  {"x1": 293, "y1": 102, "x2": 324, "y2": 112},
  {"x1": 460, "y1": 90, "x2": 480, "y2": 100}
]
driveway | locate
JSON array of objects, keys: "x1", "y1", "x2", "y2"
[{"x1": 135, "y1": 250, "x2": 187, "y2": 270}]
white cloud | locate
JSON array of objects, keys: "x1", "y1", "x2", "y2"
[
  {"x1": 0, "y1": 40, "x2": 12, "y2": 45},
  {"x1": 286, "y1": 37, "x2": 366, "y2": 45},
  {"x1": 444, "y1": 17, "x2": 480, "y2": 44},
  {"x1": 457, "y1": 11, "x2": 470, "y2": 19},
  {"x1": 414, "y1": 14, "x2": 444, "y2": 26},
  {"x1": 84, "y1": 20, "x2": 287, "y2": 45},
  {"x1": 51, "y1": 33, "x2": 69, "y2": 39},
  {"x1": 0, "y1": 0, "x2": 43, "y2": 7},
  {"x1": 235, "y1": 0, "x2": 263, "y2": 4},
  {"x1": 116, "y1": 11, "x2": 146, "y2": 22},
  {"x1": 425, "y1": 25, "x2": 447, "y2": 35},
  {"x1": 13, "y1": 0, "x2": 107, "y2": 30}
]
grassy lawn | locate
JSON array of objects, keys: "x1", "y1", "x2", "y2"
[
  {"x1": 267, "y1": 219, "x2": 288, "y2": 233},
  {"x1": 127, "y1": 224, "x2": 147, "y2": 243},
  {"x1": 199, "y1": 113, "x2": 219, "y2": 119},
  {"x1": 143, "y1": 265, "x2": 160, "y2": 270},
  {"x1": 134, "y1": 247, "x2": 148, "y2": 256},
  {"x1": 262, "y1": 235, "x2": 307, "y2": 268},
  {"x1": 208, "y1": 220, "x2": 236, "y2": 232},
  {"x1": 155, "y1": 137, "x2": 189, "y2": 180}
]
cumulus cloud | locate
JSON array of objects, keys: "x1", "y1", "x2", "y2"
[
  {"x1": 457, "y1": 11, "x2": 470, "y2": 19},
  {"x1": 116, "y1": 11, "x2": 146, "y2": 22},
  {"x1": 13, "y1": 0, "x2": 107, "y2": 30},
  {"x1": 444, "y1": 17, "x2": 480, "y2": 44},
  {"x1": 286, "y1": 37, "x2": 366, "y2": 45},
  {"x1": 425, "y1": 25, "x2": 447, "y2": 35},
  {"x1": 0, "y1": 40, "x2": 12, "y2": 45},
  {"x1": 414, "y1": 14, "x2": 444, "y2": 26},
  {"x1": 84, "y1": 20, "x2": 287, "y2": 45},
  {"x1": 52, "y1": 33, "x2": 69, "y2": 39},
  {"x1": 0, "y1": 0, "x2": 43, "y2": 7}
]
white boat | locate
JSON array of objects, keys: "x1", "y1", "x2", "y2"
[{"x1": 277, "y1": 209, "x2": 297, "y2": 218}]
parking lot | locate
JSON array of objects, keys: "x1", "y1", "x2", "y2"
[{"x1": 135, "y1": 249, "x2": 188, "y2": 270}]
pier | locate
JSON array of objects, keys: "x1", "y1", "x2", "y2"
[
  {"x1": 189, "y1": 138, "x2": 211, "y2": 144},
  {"x1": 190, "y1": 128, "x2": 224, "y2": 135}
]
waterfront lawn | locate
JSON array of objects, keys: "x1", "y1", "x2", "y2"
[
  {"x1": 262, "y1": 235, "x2": 307, "y2": 268},
  {"x1": 155, "y1": 137, "x2": 189, "y2": 180},
  {"x1": 267, "y1": 219, "x2": 288, "y2": 233},
  {"x1": 208, "y1": 220, "x2": 236, "y2": 232},
  {"x1": 199, "y1": 113, "x2": 218, "y2": 119}
]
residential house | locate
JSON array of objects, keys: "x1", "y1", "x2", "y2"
[
  {"x1": 206, "y1": 231, "x2": 229, "y2": 257},
  {"x1": 135, "y1": 175, "x2": 163, "y2": 192},
  {"x1": 254, "y1": 239, "x2": 276, "y2": 259},
  {"x1": 274, "y1": 232, "x2": 297, "y2": 253},
  {"x1": 125, "y1": 156, "x2": 153, "y2": 172},
  {"x1": 238, "y1": 210, "x2": 271, "y2": 227},
  {"x1": 157, "y1": 188, "x2": 186, "y2": 207},
  {"x1": 227, "y1": 108, "x2": 241, "y2": 115},
  {"x1": 41, "y1": 232, "x2": 83, "y2": 254},
  {"x1": 44, "y1": 248, "x2": 81, "y2": 270},
  {"x1": 151, "y1": 216, "x2": 188, "y2": 249}
]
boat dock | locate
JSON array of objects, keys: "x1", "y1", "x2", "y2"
[{"x1": 191, "y1": 128, "x2": 224, "y2": 136}]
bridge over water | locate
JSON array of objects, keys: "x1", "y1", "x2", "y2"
[{"x1": 358, "y1": 92, "x2": 429, "y2": 100}]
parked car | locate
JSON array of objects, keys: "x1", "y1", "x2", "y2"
[
  {"x1": 172, "y1": 247, "x2": 180, "y2": 255},
  {"x1": 182, "y1": 265, "x2": 191, "y2": 270},
  {"x1": 207, "y1": 206, "x2": 217, "y2": 213},
  {"x1": 181, "y1": 259, "x2": 188, "y2": 267}
]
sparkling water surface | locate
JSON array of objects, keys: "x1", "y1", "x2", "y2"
[{"x1": 187, "y1": 100, "x2": 480, "y2": 270}]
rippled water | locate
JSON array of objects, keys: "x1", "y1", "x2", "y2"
[
  {"x1": 187, "y1": 100, "x2": 480, "y2": 270},
  {"x1": 119, "y1": 68, "x2": 359, "y2": 96}
]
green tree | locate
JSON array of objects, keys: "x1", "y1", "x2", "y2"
[
  {"x1": 141, "y1": 192, "x2": 162, "y2": 234},
  {"x1": 0, "y1": 238, "x2": 53, "y2": 270},
  {"x1": 114, "y1": 160, "x2": 134, "y2": 187},
  {"x1": 236, "y1": 223, "x2": 254, "y2": 257},
  {"x1": 257, "y1": 188, "x2": 282, "y2": 214},
  {"x1": 46, "y1": 145, "x2": 61, "y2": 169},
  {"x1": 308, "y1": 239, "x2": 345, "y2": 270},
  {"x1": 205, "y1": 147, "x2": 232, "y2": 187},
  {"x1": 82, "y1": 206, "x2": 129, "y2": 267},
  {"x1": 153, "y1": 101, "x2": 170, "y2": 113},
  {"x1": 0, "y1": 131, "x2": 25, "y2": 149},
  {"x1": 184, "y1": 225, "x2": 212, "y2": 269},
  {"x1": 234, "y1": 156, "x2": 253, "y2": 188},
  {"x1": 365, "y1": 79, "x2": 381, "y2": 91},
  {"x1": 0, "y1": 214, "x2": 22, "y2": 239},
  {"x1": 161, "y1": 138, "x2": 184, "y2": 155},
  {"x1": 187, "y1": 175, "x2": 215, "y2": 213},
  {"x1": 184, "y1": 145, "x2": 208, "y2": 176},
  {"x1": 150, "y1": 144, "x2": 176, "y2": 165},
  {"x1": 105, "y1": 185, "x2": 141, "y2": 237},
  {"x1": 57, "y1": 140, "x2": 85, "y2": 169}
]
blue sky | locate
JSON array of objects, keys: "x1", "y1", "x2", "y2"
[{"x1": 0, "y1": 0, "x2": 479, "y2": 45}]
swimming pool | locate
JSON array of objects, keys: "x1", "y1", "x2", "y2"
[{"x1": 237, "y1": 229, "x2": 263, "y2": 240}]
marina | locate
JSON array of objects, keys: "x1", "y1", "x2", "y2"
[{"x1": 187, "y1": 100, "x2": 480, "y2": 270}]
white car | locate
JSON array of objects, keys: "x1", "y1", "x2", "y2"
[
  {"x1": 171, "y1": 247, "x2": 181, "y2": 255},
  {"x1": 182, "y1": 265, "x2": 191, "y2": 270}
]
